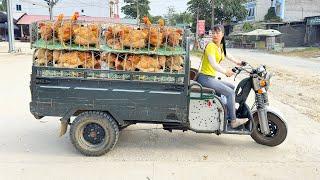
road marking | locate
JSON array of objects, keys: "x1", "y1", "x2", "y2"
[
  {"x1": 40, "y1": 86, "x2": 70, "y2": 89},
  {"x1": 149, "y1": 91, "x2": 181, "y2": 95},
  {"x1": 112, "y1": 89, "x2": 145, "y2": 93},
  {"x1": 74, "y1": 87, "x2": 109, "y2": 91}
]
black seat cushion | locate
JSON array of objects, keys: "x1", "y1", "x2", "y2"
[{"x1": 190, "y1": 80, "x2": 215, "y2": 94}]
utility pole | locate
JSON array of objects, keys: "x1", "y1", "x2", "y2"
[
  {"x1": 211, "y1": 0, "x2": 214, "y2": 29},
  {"x1": 194, "y1": 6, "x2": 199, "y2": 50},
  {"x1": 136, "y1": 0, "x2": 139, "y2": 24},
  {"x1": 7, "y1": 0, "x2": 15, "y2": 52},
  {"x1": 44, "y1": 0, "x2": 60, "y2": 20}
]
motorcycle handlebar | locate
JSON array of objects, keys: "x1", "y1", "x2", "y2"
[{"x1": 232, "y1": 67, "x2": 239, "y2": 73}]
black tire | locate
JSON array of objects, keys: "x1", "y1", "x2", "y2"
[
  {"x1": 70, "y1": 111, "x2": 119, "y2": 156},
  {"x1": 251, "y1": 112, "x2": 287, "y2": 147}
]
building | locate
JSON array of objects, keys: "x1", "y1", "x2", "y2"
[
  {"x1": 243, "y1": 0, "x2": 320, "y2": 22},
  {"x1": 13, "y1": 0, "x2": 110, "y2": 17}
]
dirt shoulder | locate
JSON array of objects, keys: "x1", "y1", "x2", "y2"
[
  {"x1": 273, "y1": 47, "x2": 320, "y2": 58},
  {"x1": 227, "y1": 49, "x2": 320, "y2": 122}
]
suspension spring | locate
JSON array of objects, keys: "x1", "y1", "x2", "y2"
[
  {"x1": 255, "y1": 93, "x2": 265, "y2": 109},
  {"x1": 262, "y1": 93, "x2": 269, "y2": 106}
]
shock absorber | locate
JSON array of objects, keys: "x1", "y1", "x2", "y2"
[
  {"x1": 256, "y1": 93, "x2": 270, "y2": 135},
  {"x1": 262, "y1": 92, "x2": 269, "y2": 106}
]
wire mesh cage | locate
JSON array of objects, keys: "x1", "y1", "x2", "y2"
[{"x1": 31, "y1": 15, "x2": 187, "y2": 84}]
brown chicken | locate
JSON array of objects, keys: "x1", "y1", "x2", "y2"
[
  {"x1": 119, "y1": 54, "x2": 141, "y2": 71},
  {"x1": 74, "y1": 24, "x2": 100, "y2": 48},
  {"x1": 104, "y1": 25, "x2": 129, "y2": 49},
  {"x1": 166, "y1": 55, "x2": 184, "y2": 72},
  {"x1": 57, "y1": 12, "x2": 80, "y2": 47},
  {"x1": 38, "y1": 21, "x2": 53, "y2": 41},
  {"x1": 163, "y1": 28, "x2": 183, "y2": 47},
  {"x1": 77, "y1": 51, "x2": 97, "y2": 68},
  {"x1": 100, "y1": 53, "x2": 118, "y2": 69},
  {"x1": 34, "y1": 48, "x2": 53, "y2": 66},
  {"x1": 53, "y1": 14, "x2": 64, "y2": 36},
  {"x1": 157, "y1": 55, "x2": 166, "y2": 71},
  {"x1": 142, "y1": 16, "x2": 164, "y2": 50},
  {"x1": 122, "y1": 29, "x2": 147, "y2": 49},
  {"x1": 57, "y1": 51, "x2": 80, "y2": 68},
  {"x1": 136, "y1": 55, "x2": 160, "y2": 72},
  {"x1": 52, "y1": 50, "x2": 62, "y2": 66}
]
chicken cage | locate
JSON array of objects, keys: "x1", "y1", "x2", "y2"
[{"x1": 30, "y1": 15, "x2": 188, "y2": 84}]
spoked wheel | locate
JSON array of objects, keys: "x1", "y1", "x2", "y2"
[
  {"x1": 251, "y1": 112, "x2": 287, "y2": 146},
  {"x1": 70, "y1": 111, "x2": 119, "y2": 156}
]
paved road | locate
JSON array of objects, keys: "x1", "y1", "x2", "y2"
[{"x1": 0, "y1": 52, "x2": 319, "y2": 180}]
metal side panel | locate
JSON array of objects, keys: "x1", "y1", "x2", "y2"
[{"x1": 188, "y1": 96, "x2": 225, "y2": 132}]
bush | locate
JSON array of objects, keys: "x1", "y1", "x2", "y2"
[{"x1": 264, "y1": 7, "x2": 281, "y2": 22}]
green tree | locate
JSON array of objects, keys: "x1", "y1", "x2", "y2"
[
  {"x1": 150, "y1": 15, "x2": 164, "y2": 23},
  {"x1": 0, "y1": 0, "x2": 7, "y2": 12},
  {"x1": 187, "y1": 0, "x2": 212, "y2": 32},
  {"x1": 187, "y1": 0, "x2": 247, "y2": 32},
  {"x1": 173, "y1": 12, "x2": 193, "y2": 25},
  {"x1": 164, "y1": 6, "x2": 176, "y2": 25},
  {"x1": 214, "y1": 0, "x2": 247, "y2": 23},
  {"x1": 121, "y1": 0, "x2": 151, "y2": 19},
  {"x1": 264, "y1": 7, "x2": 281, "y2": 21}
]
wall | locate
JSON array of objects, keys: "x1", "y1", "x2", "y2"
[
  {"x1": 285, "y1": 0, "x2": 320, "y2": 21},
  {"x1": 14, "y1": 0, "x2": 109, "y2": 17},
  {"x1": 268, "y1": 23, "x2": 306, "y2": 47}
]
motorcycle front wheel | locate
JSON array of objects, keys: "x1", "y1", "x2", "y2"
[{"x1": 251, "y1": 112, "x2": 287, "y2": 146}]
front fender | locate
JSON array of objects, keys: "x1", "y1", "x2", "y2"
[{"x1": 252, "y1": 106, "x2": 287, "y2": 126}]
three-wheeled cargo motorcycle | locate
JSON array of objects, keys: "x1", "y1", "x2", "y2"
[{"x1": 30, "y1": 33, "x2": 287, "y2": 156}]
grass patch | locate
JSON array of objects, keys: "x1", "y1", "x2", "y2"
[{"x1": 190, "y1": 50, "x2": 203, "y2": 58}]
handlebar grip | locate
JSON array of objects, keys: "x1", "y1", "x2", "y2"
[
  {"x1": 232, "y1": 67, "x2": 239, "y2": 73},
  {"x1": 241, "y1": 61, "x2": 247, "y2": 66}
]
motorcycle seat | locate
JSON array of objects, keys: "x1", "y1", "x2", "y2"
[{"x1": 190, "y1": 80, "x2": 216, "y2": 94}]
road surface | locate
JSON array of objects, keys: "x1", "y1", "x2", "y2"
[{"x1": 0, "y1": 49, "x2": 319, "y2": 180}]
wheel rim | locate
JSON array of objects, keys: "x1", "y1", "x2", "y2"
[
  {"x1": 78, "y1": 122, "x2": 107, "y2": 148},
  {"x1": 257, "y1": 120, "x2": 278, "y2": 138},
  {"x1": 82, "y1": 123, "x2": 106, "y2": 145}
]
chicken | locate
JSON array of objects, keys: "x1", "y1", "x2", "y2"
[
  {"x1": 166, "y1": 55, "x2": 184, "y2": 72},
  {"x1": 38, "y1": 21, "x2": 53, "y2": 41},
  {"x1": 52, "y1": 50, "x2": 62, "y2": 66},
  {"x1": 163, "y1": 28, "x2": 183, "y2": 47},
  {"x1": 157, "y1": 55, "x2": 166, "y2": 71},
  {"x1": 122, "y1": 29, "x2": 147, "y2": 49},
  {"x1": 58, "y1": 51, "x2": 80, "y2": 68},
  {"x1": 120, "y1": 54, "x2": 141, "y2": 71},
  {"x1": 100, "y1": 53, "x2": 118, "y2": 69},
  {"x1": 57, "y1": 12, "x2": 80, "y2": 47},
  {"x1": 74, "y1": 24, "x2": 100, "y2": 48},
  {"x1": 53, "y1": 14, "x2": 64, "y2": 37},
  {"x1": 34, "y1": 48, "x2": 53, "y2": 66},
  {"x1": 136, "y1": 55, "x2": 160, "y2": 72},
  {"x1": 104, "y1": 25, "x2": 130, "y2": 49},
  {"x1": 142, "y1": 16, "x2": 164, "y2": 50},
  {"x1": 77, "y1": 51, "x2": 97, "y2": 68}
]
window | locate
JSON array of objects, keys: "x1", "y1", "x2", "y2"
[
  {"x1": 247, "y1": 7, "x2": 255, "y2": 17},
  {"x1": 16, "y1": 4, "x2": 22, "y2": 11}
]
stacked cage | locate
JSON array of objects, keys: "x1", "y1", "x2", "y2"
[{"x1": 31, "y1": 14, "x2": 186, "y2": 84}]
